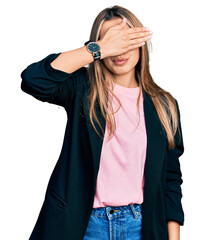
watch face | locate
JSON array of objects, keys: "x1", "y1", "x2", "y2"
[{"x1": 87, "y1": 42, "x2": 100, "y2": 53}]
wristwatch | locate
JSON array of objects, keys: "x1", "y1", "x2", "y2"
[{"x1": 84, "y1": 40, "x2": 101, "y2": 61}]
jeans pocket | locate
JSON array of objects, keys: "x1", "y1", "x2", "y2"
[{"x1": 134, "y1": 206, "x2": 143, "y2": 223}]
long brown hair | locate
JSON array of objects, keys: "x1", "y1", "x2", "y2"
[{"x1": 86, "y1": 5, "x2": 181, "y2": 150}]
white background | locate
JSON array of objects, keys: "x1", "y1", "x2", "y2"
[{"x1": 1, "y1": 0, "x2": 204, "y2": 239}]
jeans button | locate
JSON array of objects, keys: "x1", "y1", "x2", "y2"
[{"x1": 110, "y1": 209, "x2": 114, "y2": 214}]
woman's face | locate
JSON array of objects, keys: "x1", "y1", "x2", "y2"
[{"x1": 99, "y1": 17, "x2": 140, "y2": 76}]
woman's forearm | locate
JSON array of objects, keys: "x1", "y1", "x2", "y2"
[
  {"x1": 167, "y1": 221, "x2": 180, "y2": 240},
  {"x1": 50, "y1": 41, "x2": 105, "y2": 74}
]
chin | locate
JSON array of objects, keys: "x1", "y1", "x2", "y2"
[{"x1": 110, "y1": 67, "x2": 131, "y2": 75}]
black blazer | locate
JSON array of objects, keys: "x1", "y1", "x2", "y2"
[{"x1": 20, "y1": 52, "x2": 185, "y2": 240}]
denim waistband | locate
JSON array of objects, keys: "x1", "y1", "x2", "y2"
[{"x1": 91, "y1": 203, "x2": 143, "y2": 220}]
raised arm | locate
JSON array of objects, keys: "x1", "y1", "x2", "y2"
[{"x1": 20, "y1": 41, "x2": 106, "y2": 108}]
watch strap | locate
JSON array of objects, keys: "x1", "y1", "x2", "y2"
[
  {"x1": 93, "y1": 52, "x2": 101, "y2": 61},
  {"x1": 84, "y1": 40, "x2": 93, "y2": 46}
]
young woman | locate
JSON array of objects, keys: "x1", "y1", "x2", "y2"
[{"x1": 20, "y1": 5, "x2": 185, "y2": 240}]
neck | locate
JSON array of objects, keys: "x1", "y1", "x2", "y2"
[{"x1": 112, "y1": 68, "x2": 139, "y2": 88}]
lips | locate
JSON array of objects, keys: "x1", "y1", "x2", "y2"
[
  {"x1": 113, "y1": 58, "x2": 128, "y2": 66},
  {"x1": 113, "y1": 58, "x2": 128, "y2": 62}
]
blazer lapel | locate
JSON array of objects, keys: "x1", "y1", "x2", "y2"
[
  {"x1": 142, "y1": 90, "x2": 167, "y2": 217},
  {"x1": 83, "y1": 87, "x2": 167, "y2": 213},
  {"x1": 82, "y1": 94, "x2": 106, "y2": 181}
]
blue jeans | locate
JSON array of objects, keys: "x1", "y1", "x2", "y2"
[{"x1": 83, "y1": 203, "x2": 143, "y2": 240}]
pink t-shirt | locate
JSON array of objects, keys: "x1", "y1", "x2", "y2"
[{"x1": 93, "y1": 82, "x2": 147, "y2": 208}]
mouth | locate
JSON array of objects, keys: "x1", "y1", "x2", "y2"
[{"x1": 112, "y1": 58, "x2": 128, "y2": 66}]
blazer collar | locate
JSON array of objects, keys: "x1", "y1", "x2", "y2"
[{"x1": 83, "y1": 87, "x2": 167, "y2": 215}]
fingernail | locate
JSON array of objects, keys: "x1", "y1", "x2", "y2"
[{"x1": 122, "y1": 17, "x2": 126, "y2": 22}]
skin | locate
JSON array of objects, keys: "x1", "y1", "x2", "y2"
[
  {"x1": 99, "y1": 17, "x2": 141, "y2": 88},
  {"x1": 100, "y1": 17, "x2": 181, "y2": 239},
  {"x1": 168, "y1": 221, "x2": 180, "y2": 240}
]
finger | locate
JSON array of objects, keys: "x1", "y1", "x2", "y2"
[
  {"x1": 127, "y1": 27, "x2": 150, "y2": 34},
  {"x1": 128, "y1": 35, "x2": 151, "y2": 46},
  {"x1": 128, "y1": 31, "x2": 153, "y2": 40},
  {"x1": 112, "y1": 17, "x2": 127, "y2": 29},
  {"x1": 119, "y1": 17, "x2": 127, "y2": 28},
  {"x1": 128, "y1": 41, "x2": 146, "y2": 51}
]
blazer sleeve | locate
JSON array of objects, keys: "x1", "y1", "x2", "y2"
[
  {"x1": 20, "y1": 52, "x2": 85, "y2": 108},
  {"x1": 164, "y1": 99, "x2": 185, "y2": 226}
]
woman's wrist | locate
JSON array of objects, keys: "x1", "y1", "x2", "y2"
[
  {"x1": 167, "y1": 221, "x2": 180, "y2": 240},
  {"x1": 96, "y1": 40, "x2": 108, "y2": 60}
]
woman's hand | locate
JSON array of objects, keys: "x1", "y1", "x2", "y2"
[{"x1": 97, "y1": 17, "x2": 153, "y2": 59}]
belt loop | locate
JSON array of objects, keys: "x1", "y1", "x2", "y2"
[{"x1": 129, "y1": 204, "x2": 138, "y2": 218}]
